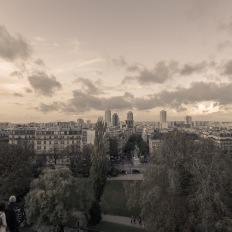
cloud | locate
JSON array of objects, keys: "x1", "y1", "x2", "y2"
[
  {"x1": 180, "y1": 61, "x2": 207, "y2": 75},
  {"x1": 28, "y1": 71, "x2": 62, "y2": 96},
  {"x1": 134, "y1": 82, "x2": 232, "y2": 110},
  {"x1": 217, "y1": 40, "x2": 232, "y2": 51},
  {"x1": 13, "y1": 93, "x2": 23, "y2": 97},
  {"x1": 38, "y1": 92, "x2": 134, "y2": 113},
  {"x1": 73, "y1": 77, "x2": 103, "y2": 95},
  {"x1": 223, "y1": 60, "x2": 232, "y2": 77},
  {"x1": 25, "y1": 88, "x2": 33, "y2": 93},
  {"x1": 124, "y1": 61, "x2": 178, "y2": 85},
  {"x1": 34, "y1": 58, "x2": 45, "y2": 66},
  {"x1": 112, "y1": 56, "x2": 142, "y2": 72},
  {"x1": 11, "y1": 71, "x2": 24, "y2": 79},
  {"x1": 39, "y1": 102, "x2": 61, "y2": 113},
  {"x1": 0, "y1": 25, "x2": 32, "y2": 61},
  {"x1": 112, "y1": 56, "x2": 127, "y2": 67},
  {"x1": 35, "y1": 81, "x2": 232, "y2": 114}
]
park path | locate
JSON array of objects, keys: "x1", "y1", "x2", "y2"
[
  {"x1": 107, "y1": 173, "x2": 143, "y2": 180},
  {"x1": 102, "y1": 214, "x2": 145, "y2": 229}
]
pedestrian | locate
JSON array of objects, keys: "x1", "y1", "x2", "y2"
[
  {"x1": 0, "y1": 202, "x2": 7, "y2": 232},
  {"x1": 133, "y1": 217, "x2": 136, "y2": 224},
  {"x1": 5, "y1": 196, "x2": 25, "y2": 232},
  {"x1": 139, "y1": 216, "x2": 142, "y2": 225},
  {"x1": 131, "y1": 216, "x2": 133, "y2": 224}
]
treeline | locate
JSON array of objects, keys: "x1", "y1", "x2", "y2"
[
  {"x1": 124, "y1": 134, "x2": 149, "y2": 157},
  {"x1": 124, "y1": 131, "x2": 232, "y2": 232},
  {"x1": 0, "y1": 121, "x2": 109, "y2": 231}
]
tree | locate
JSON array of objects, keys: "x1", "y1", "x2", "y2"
[
  {"x1": 125, "y1": 132, "x2": 232, "y2": 232},
  {"x1": 109, "y1": 137, "x2": 118, "y2": 157},
  {"x1": 66, "y1": 144, "x2": 93, "y2": 177},
  {"x1": 90, "y1": 121, "x2": 108, "y2": 202},
  {"x1": 25, "y1": 168, "x2": 93, "y2": 232},
  {"x1": 0, "y1": 143, "x2": 33, "y2": 200}
]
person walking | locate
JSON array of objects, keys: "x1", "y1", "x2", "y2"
[
  {"x1": 5, "y1": 196, "x2": 25, "y2": 232},
  {"x1": 0, "y1": 202, "x2": 7, "y2": 232}
]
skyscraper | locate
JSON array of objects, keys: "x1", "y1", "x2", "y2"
[
  {"x1": 160, "y1": 110, "x2": 167, "y2": 129},
  {"x1": 185, "y1": 115, "x2": 192, "y2": 125},
  {"x1": 112, "y1": 113, "x2": 119, "y2": 127},
  {"x1": 105, "y1": 109, "x2": 111, "y2": 124},
  {"x1": 160, "y1": 110, "x2": 167, "y2": 122},
  {"x1": 126, "y1": 111, "x2": 134, "y2": 129}
]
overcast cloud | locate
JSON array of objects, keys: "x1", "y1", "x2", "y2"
[
  {"x1": 28, "y1": 71, "x2": 62, "y2": 96},
  {"x1": 0, "y1": 25, "x2": 32, "y2": 61}
]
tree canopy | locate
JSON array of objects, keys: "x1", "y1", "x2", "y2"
[
  {"x1": 90, "y1": 121, "x2": 108, "y2": 202},
  {"x1": 125, "y1": 132, "x2": 232, "y2": 232},
  {"x1": 25, "y1": 168, "x2": 93, "y2": 232},
  {"x1": 0, "y1": 143, "x2": 33, "y2": 200}
]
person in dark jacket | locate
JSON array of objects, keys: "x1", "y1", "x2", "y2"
[{"x1": 5, "y1": 196, "x2": 25, "y2": 232}]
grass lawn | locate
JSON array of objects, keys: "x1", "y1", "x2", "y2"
[
  {"x1": 93, "y1": 221, "x2": 145, "y2": 232},
  {"x1": 101, "y1": 180, "x2": 141, "y2": 217}
]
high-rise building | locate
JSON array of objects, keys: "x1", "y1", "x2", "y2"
[
  {"x1": 105, "y1": 109, "x2": 111, "y2": 124},
  {"x1": 112, "y1": 113, "x2": 119, "y2": 127},
  {"x1": 126, "y1": 111, "x2": 134, "y2": 129},
  {"x1": 160, "y1": 110, "x2": 167, "y2": 129},
  {"x1": 160, "y1": 110, "x2": 167, "y2": 122},
  {"x1": 77, "y1": 118, "x2": 85, "y2": 126},
  {"x1": 127, "y1": 111, "x2": 133, "y2": 120},
  {"x1": 185, "y1": 115, "x2": 192, "y2": 125}
]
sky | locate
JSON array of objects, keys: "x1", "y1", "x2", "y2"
[{"x1": 1, "y1": 0, "x2": 232, "y2": 123}]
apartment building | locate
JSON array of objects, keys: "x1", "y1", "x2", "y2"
[{"x1": 8, "y1": 126, "x2": 87, "y2": 155}]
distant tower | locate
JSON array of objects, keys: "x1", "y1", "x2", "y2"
[
  {"x1": 77, "y1": 118, "x2": 85, "y2": 126},
  {"x1": 126, "y1": 111, "x2": 134, "y2": 129},
  {"x1": 185, "y1": 115, "x2": 192, "y2": 126},
  {"x1": 105, "y1": 109, "x2": 111, "y2": 124},
  {"x1": 86, "y1": 120, "x2": 91, "y2": 128},
  {"x1": 160, "y1": 110, "x2": 167, "y2": 129},
  {"x1": 112, "y1": 113, "x2": 119, "y2": 127}
]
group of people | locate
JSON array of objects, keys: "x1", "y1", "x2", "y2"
[
  {"x1": 0, "y1": 196, "x2": 25, "y2": 232},
  {"x1": 131, "y1": 215, "x2": 143, "y2": 225}
]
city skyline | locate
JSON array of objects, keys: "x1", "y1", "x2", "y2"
[{"x1": 1, "y1": 0, "x2": 232, "y2": 123}]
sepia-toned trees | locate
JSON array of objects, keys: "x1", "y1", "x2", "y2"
[
  {"x1": 0, "y1": 143, "x2": 33, "y2": 200},
  {"x1": 125, "y1": 132, "x2": 232, "y2": 232},
  {"x1": 25, "y1": 168, "x2": 93, "y2": 232}
]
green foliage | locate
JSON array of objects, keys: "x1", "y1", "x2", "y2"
[
  {"x1": 25, "y1": 168, "x2": 93, "y2": 231},
  {"x1": 0, "y1": 143, "x2": 33, "y2": 200},
  {"x1": 90, "y1": 121, "x2": 108, "y2": 202},
  {"x1": 125, "y1": 132, "x2": 232, "y2": 232}
]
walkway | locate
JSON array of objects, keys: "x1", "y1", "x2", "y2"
[
  {"x1": 102, "y1": 214, "x2": 145, "y2": 229},
  {"x1": 108, "y1": 173, "x2": 143, "y2": 180}
]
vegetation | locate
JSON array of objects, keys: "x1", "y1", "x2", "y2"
[
  {"x1": 0, "y1": 143, "x2": 33, "y2": 200},
  {"x1": 109, "y1": 137, "x2": 119, "y2": 157},
  {"x1": 101, "y1": 181, "x2": 140, "y2": 217},
  {"x1": 124, "y1": 134, "x2": 149, "y2": 157},
  {"x1": 67, "y1": 144, "x2": 93, "y2": 177},
  {"x1": 25, "y1": 168, "x2": 93, "y2": 232},
  {"x1": 124, "y1": 131, "x2": 232, "y2": 232},
  {"x1": 90, "y1": 121, "x2": 108, "y2": 202}
]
